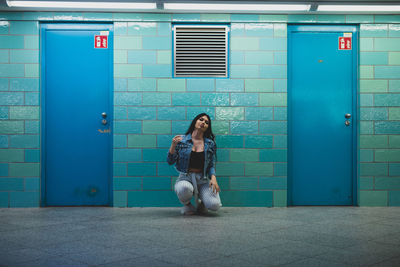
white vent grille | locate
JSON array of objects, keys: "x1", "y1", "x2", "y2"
[{"x1": 174, "y1": 25, "x2": 228, "y2": 77}]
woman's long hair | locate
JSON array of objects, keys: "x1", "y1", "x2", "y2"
[{"x1": 185, "y1": 113, "x2": 215, "y2": 142}]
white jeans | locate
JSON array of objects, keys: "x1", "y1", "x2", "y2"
[{"x1": 174, "y1": 172, "x2": 221, "y2": 211}]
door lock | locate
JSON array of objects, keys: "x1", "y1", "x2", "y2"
[
  {"x1": 345, "y1": 120, "x2": 351, "y2": 126},
  {"x1": 101, "y1": 112, "x2": 107, "y2": 125}
]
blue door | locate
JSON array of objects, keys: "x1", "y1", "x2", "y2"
[
  {"x1": 42, "y1": 24, "x2": 113, "y2": 206},
  {"x1": 288, "y1": 25, "x2": 358, "y2": 205}
]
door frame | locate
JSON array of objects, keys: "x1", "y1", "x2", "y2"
[
  {"x1": 287, "y1": 24, "x2": 359, "y2": 206},
  {"x1": 40, "y1": 23, "x2": 114, "y2": 207}
]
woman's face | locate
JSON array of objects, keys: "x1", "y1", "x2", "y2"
[{"x1": 195, "y1": 115, "x2": 209, "y2": 132}]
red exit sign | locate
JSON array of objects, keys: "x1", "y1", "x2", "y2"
[
  {"x1": 94, "y1": 35, "x2": 108, "y2": 49},
  {"x1": 339, "y1": 37, "x2": 351, "y2": 50}
]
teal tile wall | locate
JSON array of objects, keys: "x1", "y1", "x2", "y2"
[
  {"x1": 112, "y1": 20, "x2": 288, "y2": 207},
  {"x1": 0, "y1": 12, "x2": 399, "y2": 207},
  {"x1": 359, "y1": 21, "x2": 400, "y2": 206},
  {"x1": 0, "y1": 20, "x2": 40, "y2": 207}
]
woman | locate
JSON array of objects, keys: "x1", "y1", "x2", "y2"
[{"x1": 167, "y1": 113, "x2": 222, "y2": 215}]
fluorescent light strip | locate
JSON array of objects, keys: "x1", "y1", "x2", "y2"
[
  {"x1": 6, "y1": 1, "x2": 157, "y2": 9},
  {"x1": 318, "y1": 5, "x2": 400, "y2": 12},
  {"x1": 164, "y1": 3, "x2": 311, "y2": 12}
]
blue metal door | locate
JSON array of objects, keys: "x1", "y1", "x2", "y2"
[
  {"x1": 288, "y1": 25, "x2": 358, "y2": 205},
  {"x1": 42, "y1": 24, "x2": 113, "y2": 206}
]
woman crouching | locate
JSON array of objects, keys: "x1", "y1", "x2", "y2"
[{"x1": 167, "y1": 113, "x2": 222, "y2": 215}]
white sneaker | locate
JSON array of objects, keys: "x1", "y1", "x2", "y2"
[{"x1": 181, "y1": 203, "x2": 196, "y2": 215}]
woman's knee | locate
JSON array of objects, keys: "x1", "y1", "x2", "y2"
[
  {"x1": 202, "y1": 195, "x2": 221, "y2": 211},
  {"x1": 174, "y1": 181, "x2": 193, "y2": 204},
  {"x1": 207, "y1": 202, "x2": 221, "y2": 211}
]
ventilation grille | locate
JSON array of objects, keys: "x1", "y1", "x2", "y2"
[{"x1": 174, "y1": 25, "x2": 228, "y2": 77}]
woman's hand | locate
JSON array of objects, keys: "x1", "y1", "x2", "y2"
[
  {"x1": 209, "y1": 175, "x2": 220, "y2": 194},
  {"x1": 172, "y1": 135, "x2": 183, "y2": 145},
  {"x1": 169, "y1": 135, "x2": 183, "y2": 155}
]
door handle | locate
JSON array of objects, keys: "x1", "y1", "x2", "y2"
[
  {"x1": 345, "y1": 113, "x2": 351, "y2": 119},
  {"x1": 102, "y1": 112, "x2": 107, "y2": 118}
]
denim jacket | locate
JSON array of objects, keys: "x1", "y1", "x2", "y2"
[{"x1": 167, "y1": 134, "x2": 216, "y2": 179}]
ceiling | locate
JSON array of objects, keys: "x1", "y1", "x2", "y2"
[{"x1": 1, "y1": 0, "x2": 400, "y2": 13}]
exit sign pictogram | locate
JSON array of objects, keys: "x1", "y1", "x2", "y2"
[{"x1": 94, "y1": 35, "x2": 108, "y2": 49}]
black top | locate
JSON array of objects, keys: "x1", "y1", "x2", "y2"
[{"x1": 188, "y1": 151, "x2": 205, "y2": 170}]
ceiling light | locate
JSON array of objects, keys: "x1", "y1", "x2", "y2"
[
  {"x1": 6, "y1": 1, "x2": 157, "y2": 9},
  {"x1": 318, "y1": 5, "x2": 400, "y2": 12},
  {"x1": 164, "y1": 3, "x2": 311, "y2": 12}
]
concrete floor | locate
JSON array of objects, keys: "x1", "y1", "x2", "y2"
[{"x1": 0, "y1": 207, "x2": 400, "y2": 267}]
